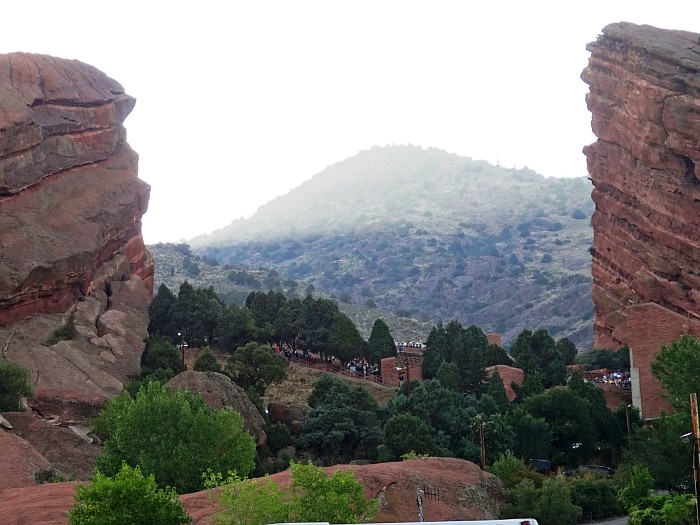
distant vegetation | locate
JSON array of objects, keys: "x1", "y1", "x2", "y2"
[{"x1": 184, "y1": 145, "x2": 594, "y2": 348}]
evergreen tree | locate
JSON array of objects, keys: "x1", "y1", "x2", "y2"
[
  {"x1": 367, "y1": 319, "x2": 396, "y2": 366},
  {"x1": 148, "y1": 283, "x2": 176, "y2": 336}
]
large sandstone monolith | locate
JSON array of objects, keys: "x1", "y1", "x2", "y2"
[
  {"x1": 0, "y1": 53, "x2": 152, "y2": 418},
  {"x1": 582, "y1": 23, "x2": 700, "y2": 349}
]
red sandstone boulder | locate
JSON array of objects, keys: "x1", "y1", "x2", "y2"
[
  {"x1": 167, "y1": 371, "x2": 268, "y2": 446},
  {"x1": 0, "y1": 429, "x2": 52, "y2": 491},
  {"x1": 0, "y1": 457, "x2": 505, "y2": 525}
]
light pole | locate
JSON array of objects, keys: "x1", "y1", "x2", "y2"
[{"x1": 178, "y1": 332, "x2": 185, "y2": 371}]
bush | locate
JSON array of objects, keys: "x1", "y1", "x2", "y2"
[
  {"x1": 193, "y1": 349, "x2": 222, "y2": 373},
  {"x1": 628, "y1": 493, "x2": 696, "y2": 525},
  {"x1": 0, "y1": 361, "x2": 33, "y2": 411},
  {"x1": 214, "y1": 462, "x2": 377, "y2": 525},
  {"x1": 42, "y1": 320, "x2": 75, "y2": 346},
  {"x1": 502, "y1": 478, "x2": 582, "y2": 525},
  {"x1": 95, "y1": 382, "x2": 256, "y2": 493},
  {"x1": 569, "y1": 477, "x2": 622, "y2": 520},
  {"x1": 490, "y1": 453, "x2": 544, "y2": 489},
  {"x1": 68, "y1": 463, "x2": 191, "y2": 525},
  {"x1": 266, "y1": 422, "x2": 292, "y2": 453}
]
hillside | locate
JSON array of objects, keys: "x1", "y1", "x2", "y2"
[{"x1": 189, "y1": 145, "x2": 595, "y2": 348}]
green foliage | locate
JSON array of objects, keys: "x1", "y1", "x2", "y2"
[
  {"x1": 576, "y1": 347, "x2": 630, "y2": 370},
  {"x1": 380, "y1": 413, "x2": 436, "y2": 461},
  {"x1": 193, "y1": 349, "x2": 222, "y2": 373},
  {"x1": 225, "y1": 342, "x2": 288, "y2": 397},
  {"x1": 148, "y1": 283, "x2": 177, "y2": 336},
  {"x1": 568, "y1": 477, "x2": 622, "y2": 520},
  {"x1": 0, "y1": 360, "x2": 33, "y2": 411},
  {"x1": 627, "y1": 412, "x2": 693, "y2": 493},
  {"x1": 266, "y1": 422, "x2": 293, "y2": 453},
  {"x1": 651, "y1": 334, "x2": 700, "y2": 411},
  {"x1": 435, "y1": 361, "x2": 461, "y2": 391},
  {"x1": 628, "y1": 493, "x2": 696, "y2": 525},
  {"x1": 42, "y1": 320, "x2": 75, "y2": 346},
  {"x1": 214, "y1": 462, "x2": 377, "y2": 525},
  {"x1": 491, "y1": 453, "x2": 545, "y2": 489},
  {"x1": 618, "y1": 466, "x2": 654, "y2": 512},
  {"x1": 301, "y1": 374, "x2": 383, "y2": 463},
  {"x1": 95, "y1": 382, "x2": 256, "y2": 493},
  {"x1": 367, "y1": 318, "x2": 396, "y2": 365},
  {"x1": 215, "y1": 304, "x2": 258, "y2": 353},
  {"x1": 141, "y1": 336, "x2": 181, "y2": 378},
  {"x1": 501, "y1": 478, "x2": 582, "y2": 525},
  {"x1": 524, "y1": 387, "x2": 597, "y2": 466},
  {"x1": 68, "y1": 463, "x2": 191, "y2": 525},
  {"x1": 484, "y1": 371, "x2": 510, "y2": 414}
]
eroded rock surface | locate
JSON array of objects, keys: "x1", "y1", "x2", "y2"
[
  {"x1": 0, "y1": 52, "x2": 152, "y2": 487},
  {"x1": 582, "y1": 23, "x2": 700, "y2": 348},
  {"x1": 167, "y1": 371, "x2": 268, "y2": 446},
  {"x1": 0, "y1": 457, "x2": 505, "y2": 525}
]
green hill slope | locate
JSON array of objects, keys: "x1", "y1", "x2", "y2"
[{"x1": 188, "y1": 145, "x2": 594, "y2": 348}]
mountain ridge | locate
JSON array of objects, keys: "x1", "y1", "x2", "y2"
[{"x1": 189, "y1": 145, "x2": 595, "y2": 348}]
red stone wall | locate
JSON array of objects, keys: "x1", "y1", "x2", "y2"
[
  {"x1": 380, "y1": 356, "x2": 423, "y2": 388},
  {"x1": 626, "y1": 303, "x2": 700, "y2": 418}
]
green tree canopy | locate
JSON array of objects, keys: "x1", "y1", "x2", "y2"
[
  {"x1": 141, "y1": 336, "x2": 182, "y2": 379},
  {"x1": 95, "y1": 381, "x2": 256, "y2": 493},
  {"x1": 300, "y1": 374, "x2": 383, "y2": 463},
  {"x1": 367, "y1": 319, "x2": 396, "y2": 366},
  {"x1": 651, "y1": 334, "x2": 700, "y2": 412},
  {"x1": 215, "y1": 304, "x2": 258, "y2": 353},
  {"x1": 68, "y1": 463, "x2": 191, "y2": 525},
  {"x1": 148, "y1": 283, "x2": 176, "y2": 336},
  {"x1": 193, "y1": 349, "x2": 222, "y2": 373},
  {"x1": 225, "y1": 342, "x2": 288, "y2": 397},
  {"x1": 381, "y1": 413, "x2": 436, "y2": 460}
]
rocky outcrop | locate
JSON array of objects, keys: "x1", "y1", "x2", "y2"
[
  {"x1": 0, "y1": 457, "x2": 505, "y2": 525},
  {"x1": 582, "y1": 23, "x2": 700, "y2": 348},
  {"x1": 0, "y1": 429, "x2": 52, "y2": 491},
  {"x1": 167, "y1": 371, "x2": 267, "y2": 446},
  {"x1": 0, "y1": 53, "x2": 152, "y2": 414}
]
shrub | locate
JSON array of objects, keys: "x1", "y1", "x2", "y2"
[
  {"x1": 0, "y1": 361, "x2": 33, "y2": 411},
  {"x1": 502, "y1": 478, "x2": 582, "y2": 525},
  {"x1": 68, "y1": 463, "x2": 191, "y2": 525},
  {"x1": 266, "y1": 422, "x2": 292, "y2": 453},
  {"x1": 491, "y1": 453, "x2": 544, "y2": 489},
  {"x1": 95, "y1": 382, "x2": 256, "y2": 493},
  {"x1": 213, "y1": 462, "x2": 377, "y2": 525},
  {"x1": 193, "y1": 349, "x2": 222, "y2": 373},
  {"x1": 569, "y1": 477, "x2": 622, "y2": 520},
  {"x1": 42, "y1": 320, "x2": 75, "y2": 346}
]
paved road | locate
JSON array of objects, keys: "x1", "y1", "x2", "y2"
[{"x1": 590, "y1": 517, "x2": 628, "y2": 525}]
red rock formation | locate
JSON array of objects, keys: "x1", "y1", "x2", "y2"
[
  {"x1": 582, "y1": 23, "x2": 700, "y2": 349},
  {"x1": 0, "y1": 53, "x2": 152, "y2": 417},
  {"x1": 0, "y1": 457, "x2": 505, "y2": 525},
  {"x1": 485, "y1": 364, "x2": 524, "y2": 402}
]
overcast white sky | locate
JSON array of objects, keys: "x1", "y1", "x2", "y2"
[{"x1": 3, "y1": 1, "x2": 699, "y2": 243}]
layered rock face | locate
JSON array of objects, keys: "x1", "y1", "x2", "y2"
[
  {"x1": 0, "y1": 53, "x2": 152, "y2": 412},
  {"x1": 582, "y1": 23, "x2": 700, "y2": 348}
]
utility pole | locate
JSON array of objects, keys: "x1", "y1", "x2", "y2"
[
  {"x1": 690, "y1": 393, "x2": 700, "y2": 525},
  {"x1": 480, "y1": 418, "x2": 486, "y2": 470},
  {"x1": 178, "y1": 332, "x2": 185, "y2": 371}
]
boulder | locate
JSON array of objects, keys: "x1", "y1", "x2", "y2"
[
  {"x1": 167, "y1": 371, "x2": 267, "y2": 447},
  {"x1": 0, "y1": 429, "x2": 51, "y2": 490}
]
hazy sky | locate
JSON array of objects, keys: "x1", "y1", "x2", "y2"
[{"x1": 3, "y1": 1, "x2": 698, "y2": 243}]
